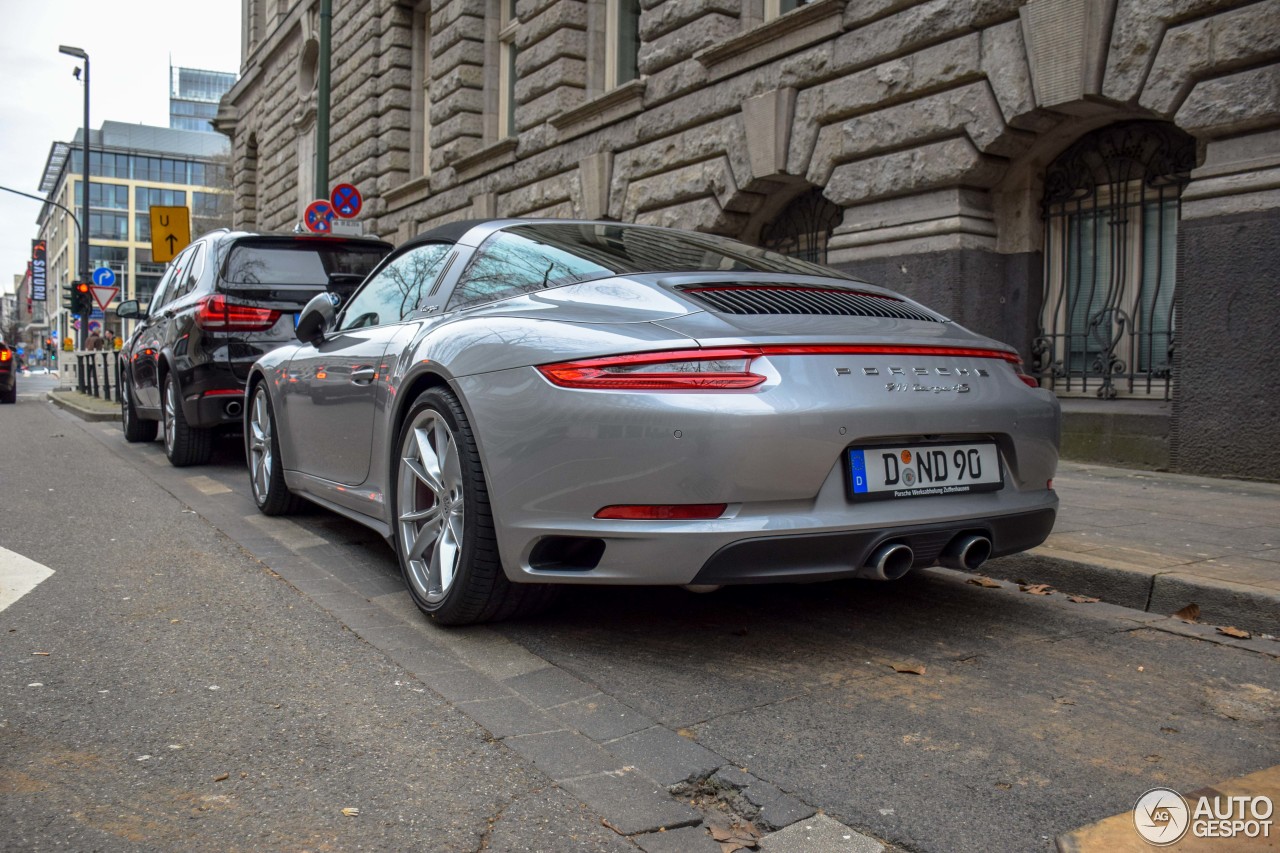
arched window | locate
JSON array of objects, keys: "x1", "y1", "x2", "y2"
[
  {"x1": 1035, "y1": 121, "x2": 1196, "y2": 399},
  {"x1": 758, "y1": 187, "x2": 843, "y2": 264}
]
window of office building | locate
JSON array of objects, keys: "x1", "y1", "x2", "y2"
[
  {"x1": 75, "y1": 182, "x2": 129, "y2": 210},
  {"x1": 192, "y1": 191, "x2": 223, "y2": 217},
  {"x1": 136, "y1": 187, "x2": 188, "y2": 209},
  {"x1": 89, "y1": 212, "x2": 128, "y2": 241},
  {"x1": 134, "y1": 156, "x2": 187, "y2": 184}
]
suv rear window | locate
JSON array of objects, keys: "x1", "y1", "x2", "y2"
[{"x1": 222, "y1": 240, "x2": 388, "y2": 288}]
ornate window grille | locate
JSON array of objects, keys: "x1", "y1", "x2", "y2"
[
  {"x1": 759, "y1": 187, "x2": 843, "y2": 264},
  {"x1": 1034, "y1": 121, "x2": 1196, "y2": 399}
]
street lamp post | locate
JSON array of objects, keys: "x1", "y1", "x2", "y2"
[{"x1": 59, "y1": 44, "x2": 90, "y2": 349}]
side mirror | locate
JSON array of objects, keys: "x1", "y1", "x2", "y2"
[
  {"x1": 117, "y1": 299, "x2": 144, "y2": 320},
  {"x1": 296, "y1": 292, "x2": 340, "y2": 345}
]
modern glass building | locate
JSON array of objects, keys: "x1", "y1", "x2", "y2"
[
  {"x1": 36, "y1": 121, "x2": 231, "y2": 344},
  {"x1": 170, "y1": 66, "x2": 237, "y2": 133}
]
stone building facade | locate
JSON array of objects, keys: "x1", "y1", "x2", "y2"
[{"x1": 216, "y1": 0, "x2": 1280, "y2": 480}]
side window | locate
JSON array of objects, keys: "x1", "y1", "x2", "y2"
[
  {"x1": 148, "y1": 246, "x2": 192, "y2": 313},
  {"x1": 336, "y1": 243, "x2": 452, "y2": 331},
  {"x1": 171, "y1": 243, "x2": 205, "y2": 300}
]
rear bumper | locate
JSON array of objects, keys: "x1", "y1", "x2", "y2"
[{"x1": 689, "y1": 506, "x2": 1056, "y2": 584}]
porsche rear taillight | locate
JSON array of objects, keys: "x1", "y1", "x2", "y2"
[
  {"x1": 0, "y1": 349, "x2": 11, "y2": 363},
  {"x1": 538, "y1": 348, "x2": 766, "y2": 390},
  {"x1": 195, "y1": 294, "x2": 281, "y2": 332},
  {"x1": 538, "y1": 344, "x2": 1028, "y2": 391}
]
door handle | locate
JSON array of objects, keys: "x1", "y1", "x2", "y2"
[{"x1": 350, "y1": 367, "x2": 377, "y2": 385}]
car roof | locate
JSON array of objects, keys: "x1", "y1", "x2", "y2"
[
  {"x1": 398, "y1": 218, "x2": 681, "y2": 252},
  {"x1": 196, "y1": 228, "x2": 395, "y2": 249}
]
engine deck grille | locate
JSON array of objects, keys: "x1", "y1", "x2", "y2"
[{"x1": 679, "y1": 285, "x2": 938, "y2": 321}]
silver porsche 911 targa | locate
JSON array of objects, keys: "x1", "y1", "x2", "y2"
[{"x1": 245, "y1": 219, "x2": 1059, "y2": 625}]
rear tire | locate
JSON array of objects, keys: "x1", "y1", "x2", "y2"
[
  {"x1": 163, "y1": 373, "x2": 212, "y2": 467},
  {"x1": 247, "y1": 383, "x2": 303, "y2": 515},
  {"x1": 0, "y1": 382, "x2": 14, "y2": 404},
  {"x1": 392, "y1": 387, "x2": 557, "y2": 625},
  {"x1": 121, "y1": 375, "x2": 158, "y2": 442}
]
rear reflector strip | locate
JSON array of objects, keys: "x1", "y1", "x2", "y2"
[{"x1": 595, "y1": 504, "x2": 727, "y2": 520}]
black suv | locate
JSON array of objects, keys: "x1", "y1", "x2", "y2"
[{"x1": 117, "y1": 230, "x2": 393, "y2": 466}]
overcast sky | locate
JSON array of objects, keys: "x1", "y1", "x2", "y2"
[{"x1": 0, "y1": 0, "x2": 242, "y2": 295}]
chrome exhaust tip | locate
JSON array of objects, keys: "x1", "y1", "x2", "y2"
[
  {"x1": 940, "y1": 535, "x2": 993, "y2": 572},
  {"x1": 225, "y1": 400, "x2": 243, "y2": 417},
  {"x1": 856, "y1": 543, "x2": 915, "y2": 581}
]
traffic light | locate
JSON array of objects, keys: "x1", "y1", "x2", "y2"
[
  {"x1": 63, "y1": 284, "x2": 76, "y2": 314},
  {"x1": 73, "y1": 281, "x2": 92, "y2": 317}
]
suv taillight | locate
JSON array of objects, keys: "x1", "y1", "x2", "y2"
[{"x1": 195, "y1": 294, "x2": 281, "y2": 332}]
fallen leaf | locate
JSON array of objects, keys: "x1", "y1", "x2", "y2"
[
  {"x1": 1217, "y1": 626, "x2": 1252, "y2": 639},
  {"x1": 719, "y1": 841, "x2": 758, "y2": 853},
  {"x1": 341, "y1": 807, "x2": 360, "y2": 817},
  {"x1": 213, "y1": 773, "x2": 229, "y2": 782},
  {"x1": 1145, "y1": 754, "x2": 1162, "y2": 763},
  {"x1": 1173, "y1": 603, "x2": 1200, "y2": 622},
  {"x1": 995, "y1": 782, "x2": 1012, "y2": 790},
  {"x1": 1053, "y1": 696, "x2": 1076, "y2": 706},
  {"x1": 1160, "y1": 727, "x2": 1179, "y2": 734},
  {"x1": 967, "y1": 577, "x2": 1002, "y2": 588},
  {"x1": 1020, "y1": 583, "x2": 1053, "y2": 595},
  {"x1": 891, "y1": 663, "x2": 926, "y2": 675},
  {"x1": 1067, "y1": 595, "x2": 1100, "y2": 604}
]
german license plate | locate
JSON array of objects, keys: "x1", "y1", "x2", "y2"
[{"x1": 847, "y1": 442, "x2": 1003, "y2": 501}]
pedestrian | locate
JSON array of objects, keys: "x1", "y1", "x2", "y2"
[{"x1": 85, "y1": 329, "x2": 102, "y2": 351}]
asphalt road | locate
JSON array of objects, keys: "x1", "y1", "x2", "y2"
[
  {"x1": 0, "y1": 390, "x2": 629, "y2": 852},
  {"x1": 2, "y1": 388, "x2": 1277, "y2": 852}
]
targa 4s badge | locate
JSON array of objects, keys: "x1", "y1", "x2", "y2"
[{"x1": 836, "y1": 365, "x2": 988, "y2": 393}]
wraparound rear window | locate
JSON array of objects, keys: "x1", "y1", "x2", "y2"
[{"x1": 448, "y1": 223, "x2": 853, "y2": 311}]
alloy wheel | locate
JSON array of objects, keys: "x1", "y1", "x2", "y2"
[
  {"x1": 397, "y1": 410, "x2": 465, "y2": 604},
  {"x1": 163, "y1": 379, "x2": 177, "y2": 455},
  {"x1": 248, "y1": 388, "x2": 273, "y2": 504}
]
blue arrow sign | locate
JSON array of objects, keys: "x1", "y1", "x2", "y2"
[
  {"x1": 330, "y1": 183, "x2": 363, "y2": 218},
  {"x1": 93, "y1": 266, "x2": 116, "y2": 288}
]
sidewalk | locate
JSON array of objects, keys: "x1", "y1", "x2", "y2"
[
  {"x1": 48, "y1": 388, "x2": 1280, "y2": 635},
  {"x1": 987, "y1": 461, "x2": 1280, "y2": 635}
]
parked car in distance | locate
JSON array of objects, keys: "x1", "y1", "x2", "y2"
[
  {"x1": 117, "y1": 230, "x2": 393, "y2": 465},
  {"x1": 0, "y1": 333, "x2": 16, "y2": 404},
  {"x1": 246, "y1": 219, "x2": 1060, "y2": 625}
]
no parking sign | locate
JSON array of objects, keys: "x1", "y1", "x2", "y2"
[{"x1": 304, "y1": 199, "x2": 336, "y2": 233}]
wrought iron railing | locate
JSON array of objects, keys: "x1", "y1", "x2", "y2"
[{"x1": 1032, "y1": 122, "x2": 1195, "y2": 400}]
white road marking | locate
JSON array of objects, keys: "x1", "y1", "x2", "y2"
[{"x1": 0, "y1": 546, "x2": 55, "y2": 612}]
